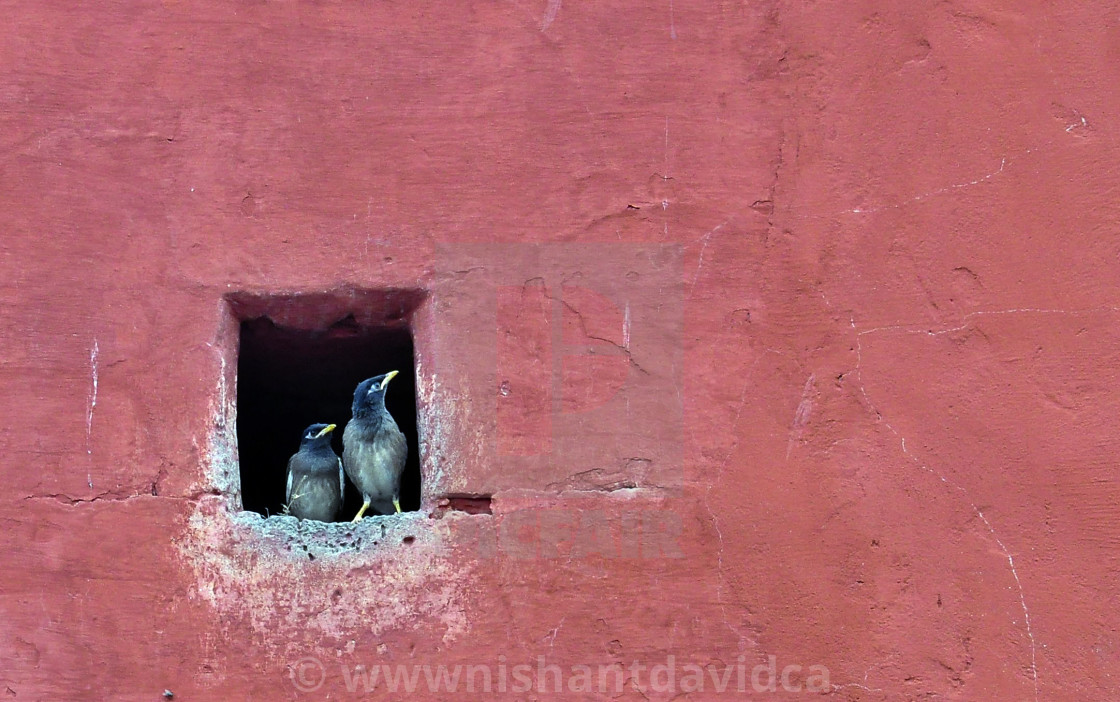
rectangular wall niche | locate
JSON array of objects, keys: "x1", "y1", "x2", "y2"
[{"x1": 229, "y1": 289, "x2": 425, "y2": 521}]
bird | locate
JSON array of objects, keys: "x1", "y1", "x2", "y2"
[
  {"x1": 285, "y1": 423, "x2": 344, "y2": 522},
  {"x1": 343, "y1": 370, "x2": 407, "y2": 522}
]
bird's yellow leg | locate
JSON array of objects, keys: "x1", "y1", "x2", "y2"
[
  {"x1": 393, "y1": 497, "x2": 401, "y2": 514},
  {"x1": 352, "y1": 498, "x2": 371, "y2": 523}
]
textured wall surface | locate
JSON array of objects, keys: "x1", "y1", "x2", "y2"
[{"x1": 2, "y1": 1, "x2": 1117, "y2": 699}]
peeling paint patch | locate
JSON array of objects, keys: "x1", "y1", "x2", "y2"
[
  {"x1": 181, "y1": 498, "x2": 470, "y2": 648},
  {"x1": 415, "y1": 360, "x2": 483, "y2": 496}
]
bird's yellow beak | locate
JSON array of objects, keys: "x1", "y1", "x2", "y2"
[
  {"x1": 380, "y1": 370, "x2": 399, "y2": 390},
  {"x1": 315, "y1": 424, "x2": 337, "y2": 438}
]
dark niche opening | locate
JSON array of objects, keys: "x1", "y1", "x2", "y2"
[{"x1": 231, "y1": 290, "x2": 424, "y2": 521}]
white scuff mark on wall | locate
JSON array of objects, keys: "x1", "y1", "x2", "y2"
[
  {"x1": 546, "y1": 616, "x2": 565, "y2": 651},
  {"x1": 1065, "y1": 111, "x2": 1088, "y2": 133},
  {"x1": 662, "y1": 116, "x2": 672, "y2": 236},
  {"x1": 217, "y1": 355, "x2": 227, "y2": 429},
  {"x1": 541, "y1": 0, "x2": 561, "y2": 31},
  {"x1": 86, "y1": 339, "x2": 99, "y2": 489},
  {"x1": 786, "y1": 374, "x2": 816, "y2": 460},
  {"x1": 622, "y1": 302, "x2": 631, "y2": 350},
  {"x1": 689, "y1": 217, "x2": 732, "y2": 299}
]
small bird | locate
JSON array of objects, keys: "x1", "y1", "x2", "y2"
[
  {"x1": 343, "y1": 371, "x2": 407, "y2": 521},
  {"x1": 285, "y1": 423, "x2": 344, "y2": 522}
]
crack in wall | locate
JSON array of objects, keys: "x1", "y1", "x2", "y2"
[
  {"x1": 699, "y1": 351, "x2": 777, "y2": 655},
  {"x1": 840, "y1": 151, "x2": 1029, "y2": 216},
  {"x1": 548, "y1": 291, "x2": 650, "y2": 374},
  {"x1": 847, "y1": 309, "x2": 1058, "y2": 701},
  {"x1": 688, "y1": 217, "x2": 733, "y2": 301},
  {"x1": 25, "y1": 490, "x2": 219, "y2": 506}
]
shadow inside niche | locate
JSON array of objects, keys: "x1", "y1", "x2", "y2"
[{"x1": 236, "y1": 315, "x2": 421, "y2": 521}]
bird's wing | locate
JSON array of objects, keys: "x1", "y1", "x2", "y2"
[
  {"x1": 286, "y1": 458, "x2": 295, "y2": 503},
  {"x1": 338, "y1": 457, "x2": 345, "y2": 500}
]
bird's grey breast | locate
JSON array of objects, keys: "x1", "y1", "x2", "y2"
[
  {"x1": 290, "y1": 475, "x2": 343, "y2": 521},
  {"x1": 286, "y1": 454, "x2": 343, "y2": 521},
  {"x1": 343, "y1": 415, "x2": 407, "y2": 498}
]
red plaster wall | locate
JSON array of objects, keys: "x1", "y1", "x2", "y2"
[{"x1": 2, "y1": 1, "x2": 1117, "y2": 699}]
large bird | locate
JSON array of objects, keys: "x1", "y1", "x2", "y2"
[
  {"x1": 343, "y1": 371, "x2": 407, "y2": 521},
  {"x1": 285, "y1": 423, "x2": 344, "y2": 522}
]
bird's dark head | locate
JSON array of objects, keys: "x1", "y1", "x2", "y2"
[
  {"x1": 352, "y1": 370, "x2": 399, "y2": 418},
  {"x1": 299, "y1": 423, "x2": 336, "y2": 449}
]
